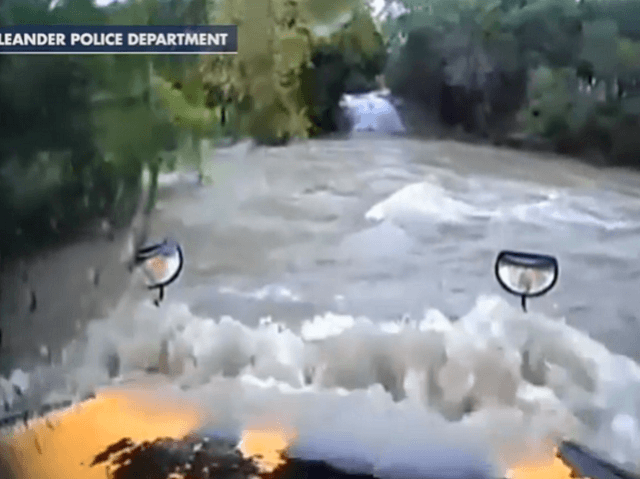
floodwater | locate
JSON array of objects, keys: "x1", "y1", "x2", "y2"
[{"x1": 3, "y1": 133, "x2": 640, "y2": 476}]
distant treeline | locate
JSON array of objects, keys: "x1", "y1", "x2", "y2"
[{"x1": 382, "y1": 0, "x2": 640, "y2": 163}]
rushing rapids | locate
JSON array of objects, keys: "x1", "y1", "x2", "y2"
[{"x1": 3, "y1": 136, "x2": 640, "y2": 479}]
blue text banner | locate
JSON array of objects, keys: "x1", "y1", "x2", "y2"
[{"x1": 0, "y1": 25, "x2": 238, "y2": 54}]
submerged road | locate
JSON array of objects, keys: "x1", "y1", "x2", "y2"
[
  {"x1": 3, "y1": 135, "x2": 640, "y2": 371},
  {"x1": 4, "y1": 134, "x2": 640, "y2": 476}
]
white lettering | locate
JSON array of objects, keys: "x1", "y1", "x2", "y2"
[
  {"x1": 205, "y1": 33, "x2": 228, "y2": 45},
  {"x1": 91, "y1": 30, "x2": 229, "y2": 48},
  {"x1": 80, "y1": 33, "x2": 93, "y2": 46},
  {"x1": 185, "y1": 33, "x2": 198, "y2": 45},
  {"x1": 0, "y1": 32, "x2": 67, "y2": 46}
]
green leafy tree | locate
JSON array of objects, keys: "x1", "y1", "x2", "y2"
[
  {"x1": 384, "y1": 0, "x2": 527, "y2": 133},
  {"x1": 0, "y1": 0, "x2": 184, "y2": 257},
  {"x1": 194, "y1": 0, "x2": 385, "y2": 144},
  {"x1": 381, "y1": 0, "x2": 640, "y2": 159}
]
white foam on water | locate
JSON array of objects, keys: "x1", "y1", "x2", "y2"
[
  {"x1": 16, "y1": 287, "x2": 634, "y2": 478},
  {"x1": 6, "y1": 169, "x2": 640, "y2": 477},
  {"x1": 365, "y1": 179, "x2": 493, "y2": 224},
  {"x1": 9, "y1": 369, "x2": 29, "y2": 394},
  {"x1": 341, "y1": 92, "x2": 406, "y2": 134},
  {"x1": 507, "y1": 195, "x2": 636, "y2": 231},
  {"x1": 366, "y1": 175, "x2": 640, "y2": 231},
  {"x1": 219, "y1": 285, "x2": 303, "y2": 302}
]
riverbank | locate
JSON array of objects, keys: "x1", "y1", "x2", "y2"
[
  {"x1": 0, "y1": 227, "x2": 133, "y2": 375},
  {"x1": 394, "y1": 97, "x2": 640, "y2": 171}
]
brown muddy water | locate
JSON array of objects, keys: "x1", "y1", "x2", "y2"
[
  {"x1": 3, "y1": 135, "x2": 640, "y2": 372},
  {"x1": 4, "y1": 134, "x2": 640, "y2": 475}
]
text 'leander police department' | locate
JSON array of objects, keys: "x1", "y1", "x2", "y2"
[
  {"x1": 0, "y1": 32, "x2": 229, "y2": 47},
  {"x1": 0, "y1": 26, "x2": 238, "y2": 54}
]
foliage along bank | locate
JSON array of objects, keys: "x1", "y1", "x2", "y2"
[
  {"x1": 0, "y1": 0, "x2": 386, "y2": 260},
  {"x1": 382, "y1": 0, "x2": 640, "y2": 165}
]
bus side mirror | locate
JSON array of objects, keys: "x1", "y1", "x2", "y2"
[{"x1": 494, "y1": 250, "x2": 559, "y2": 312}]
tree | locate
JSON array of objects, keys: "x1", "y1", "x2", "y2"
[
  {"x1": 197, "y1": 0, "x2": 386, "y2": 144},
  {"x1": 0, "y1": 0, "x2": 178, "y2": 257}
]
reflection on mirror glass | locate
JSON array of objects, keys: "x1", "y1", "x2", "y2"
[
  {"x1": 494, "y1": 250, "x2": 559, "y2": 312},
  {"x1": 134, "y1": 238, "x2": 184, "y2": 307}
]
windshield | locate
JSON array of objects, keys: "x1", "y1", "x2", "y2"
[{"x1": 1, "y1": 1, "x2": 640, "y2": 479}]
